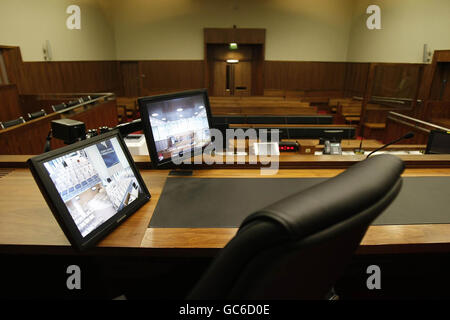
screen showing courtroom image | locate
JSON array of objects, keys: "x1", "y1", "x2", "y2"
[
  {"x1": 43, "y1": 137, "x2": 142, "y2": 237},
  {"x1": 145, "y1": 94, "x2": 211, "y2": 161}
]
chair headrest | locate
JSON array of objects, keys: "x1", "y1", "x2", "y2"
[{"x1": 240, "y1": 154, "x2": 404, "y2": 239}]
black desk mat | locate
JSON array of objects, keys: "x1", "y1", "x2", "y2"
[{"x1": 149, "y1": 177, "x2": 450, "y2": 228}]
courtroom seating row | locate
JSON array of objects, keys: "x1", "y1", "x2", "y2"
[
  {"x1": 263, "y1": 89, "x2": 345, "y2": 100},
  {"x1": 211, "y1": 106, "x2": 319, "y2": 116},
  {"x1": 209, "y1": 96, "x2": 317, "y2": 116},
  {"x1": 334, "y1": 101, "x2": 362, "y2": 124},
  {"x1": 211, "y1": 115, "x2": 333, "y2": 126},
  {"x1": 226, "y1": 123, "x2": 356, "y2": 140},
  {"x1": 209, "y1": 97, "x2": 312, "y2": 108},
  {"x1": 116, "y1": 97, "x2": 139, "y2": 123}
]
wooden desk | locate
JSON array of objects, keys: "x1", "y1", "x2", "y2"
[{"x1": 1, "y1": 155, "x2": 450, "y2": 256}]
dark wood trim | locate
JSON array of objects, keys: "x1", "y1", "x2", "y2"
[
  {"x1": 204, "y1": 28, "x2": 266, "y2": 44},
  {"x1": 2, "y1": 154, "x2": 449, "y2": 170}
]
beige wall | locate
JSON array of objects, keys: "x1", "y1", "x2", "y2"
[
  {"x1": 0, "y1": 0, "x2": 116, "y2": 61},
  {"x1": 2, "y1": 0, "x2": 449, "y2": 63},
  {"x1": 347, "y1": 0, "x2": 450, "y2": 63},
  {"x1": 109, "y1": 0, "x2": 354, "y2": 61}
]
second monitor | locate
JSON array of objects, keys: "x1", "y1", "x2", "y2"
[{"x1": 138, "y1": 89, "x2": 213, "y2": 168}]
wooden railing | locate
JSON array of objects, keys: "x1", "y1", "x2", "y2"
[
  {"x1": 384, "y1": 111, "x2": 450, "y2": 144},
  {"x1": 0, "y1": 93, "x2": 118, "y2": 154}
]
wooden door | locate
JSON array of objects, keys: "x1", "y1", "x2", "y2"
[
  {"x1": 212, "y1": 61, "x2": 230, "y2": 96},
  {"x1": 233, "y1": 61, "x2": 252, "y2": 96},
  {"x1": 212, "y1": 61, "x2": 252, "y2": 96}
]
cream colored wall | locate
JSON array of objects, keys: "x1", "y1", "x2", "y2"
[
  {"x1": 109, "y1": 0, "x2": 354, "y2": 61},
  {"x1": 0, "y1": 0, "x2": 116, "y2": 61},
  {"x1": 2, "y1": 0, "x2": 449, "y2": 63},
  {"x1": 346, "y1": 0, "x2": 450, "y2": 63}
]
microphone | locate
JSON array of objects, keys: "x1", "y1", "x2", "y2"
[
  {"x1": 366, "y1": 132, "x2": 414, "y2": 158},
  {"x1": 354, "y1": 136, "x2": 365, "y2": 155}
]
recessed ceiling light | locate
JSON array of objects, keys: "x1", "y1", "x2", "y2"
[
  {"x1": 151, "y1": 113, "x2": 159, "y2": 117},
  {"x1": 177, "y1": 108, "x2": 183, "y2": 112},
  {"x1": 162, "y1": 118, "x2": 166, "y2": 121}
]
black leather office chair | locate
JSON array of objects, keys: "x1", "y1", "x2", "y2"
[
  {"x1": 188, "y1": 154, "x2": 404, "y2": 300},
  {"x1": 0, "y1": 116, "x2": 25, "y2": 129}
]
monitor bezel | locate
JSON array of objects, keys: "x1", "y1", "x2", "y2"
[
  {"x1": 27, "y1": 130, "x2": 151, "y2": 251},
  {"x1": 138, "y1": 89, "x2": 213, "y2": 169},
  {"x1": 425, "y1": 129, "x2": 450, "y2": 154}
]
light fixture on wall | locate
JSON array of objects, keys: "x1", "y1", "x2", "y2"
[
  {"x1": 226, "y1": 59, "x2": 239, "y2": 64},
  {"x1": 229, "y1": 43, "x2": 238, "y2": 50}
]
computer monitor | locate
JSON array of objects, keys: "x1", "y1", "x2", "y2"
[
  {"x1": 28, "y1": 130, "x2": 150, "y2": 250},
  {"x1": 138, "y1": 89, "x2": 213, "y2": 168},
  {"x1": 425, "y1": 130, "x2": 450, "y2": 154}
]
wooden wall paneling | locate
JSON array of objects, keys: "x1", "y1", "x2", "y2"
[
  {"x1": 59, "y1": 61, "x2": 121, "y2": 93},
  {"x1": 419, "y1": 50, "x2": 450, "y2": 119},
  {"x1": 204, "y1": 28, "x2": 265, "y2": 44},
  {"x1": 430, "y1": 62, "x2": 450, "y2": 101},
  {"x1": 66, "y1": 99, "x2": 118, "y2": 131},
  {"x1": 210, "y1": 45, "x2": 254, "y2": 60},
  {"x1": 120, "y1": 61, "x2": 141, "y2": 97},
  {"x1": 264, "y1": 61, "x2": 346, "y2": 92},
  {"x1": 139, "y1": 60, "x2": 204, "y2": 94},
  {"x1": 384, "y1": 115, "x2": 431, "y2": 145},
  {"x1": 1, "y1": 47, "x2": 26, "y2": 90},
  {"x1": 358, "y1": 63, "x2": 376, "y2": 137},
  {"x1": 371, "y1": 64, "x2": 417, "y2": 98},
  {"x1": 251, "y1": 44, "x2": 264, "y2": 95},
  {"x1": 6, "y1": 59, "x2": 121, "y2": 95},
  {"x1": 344, "y1": 63, "x2": 370, "y2": 97},
  {"x1": 0, "y1": 84, "x2": 21, "y2": 122},
  {"x1": 0, "y1": 50, "x2": 9, "y2": 85},
  {"x1": 426, "y1": 101, "x2": 450, "y2": 127},
  {"x1": 204, "y1": 28, "x2": 235, "y2": 44},
  {"x1": 434, "y1": 50, "x2": 450, "y2": 62}
]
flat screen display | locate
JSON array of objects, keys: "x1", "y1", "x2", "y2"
[
  {"x1": 28, "y1": 131, "x2": 150, "y2": 250},
  {"x1": 138, "y1": 89, "x2": 213, "y2": 167}
]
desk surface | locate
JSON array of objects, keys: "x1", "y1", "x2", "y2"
[{"x1": 1, "y1": 164, "x2": 450, "y2": 255}]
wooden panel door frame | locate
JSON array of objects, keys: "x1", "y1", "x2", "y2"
[{"x1": 204, "y1": 28, "x2": 265, "y2": 96}]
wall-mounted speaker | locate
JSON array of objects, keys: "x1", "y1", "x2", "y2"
[
  {"x1": 43, "y1": 40, "x2": 52, "y2": 61},
  {"x1": 423, "y1": 44, "x2": 432, "y2": 63}
]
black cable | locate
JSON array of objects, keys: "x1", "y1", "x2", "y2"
[{"x1": 44, "y1": 130, "x2": 52, "y2": 153}]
